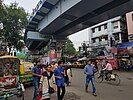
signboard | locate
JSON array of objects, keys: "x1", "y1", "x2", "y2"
[
  {"x1": 117, "y1": 48, "x2": 128, "y2": 55},
  {"x1": 49, "y1": 50, "x2": 57, "y2": 59},
  {"x1": 41, "y1": 57, "x2": 50, "y2": 65},
  {"x1": 56, "y1": 52, "x2": 61, "y2": 58}
]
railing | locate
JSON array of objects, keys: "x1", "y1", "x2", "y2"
[
  {"x1": 92, "y1": 41, "x2": 108, "y2": 46},
  {"x1": 29, "y1": 0, "x2": 45, "y2": 21}
]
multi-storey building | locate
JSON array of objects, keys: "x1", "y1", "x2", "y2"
[
  {"x1": 88, "y1": 16, "x2": 128, "y2": 47},
  {"x1": 86, "y1": 16, "x2": 129, "y2": 58},
  {"x1": 126, "y1": 11, "x2": 133, "y2": 41}
]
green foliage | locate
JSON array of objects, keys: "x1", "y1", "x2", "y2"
[
  {"x1": 63, "y1": 38, "x2": 76, "y2": 56},
  {"x1": 0, "y1": 2, "x2": 28, "y2": 51}
]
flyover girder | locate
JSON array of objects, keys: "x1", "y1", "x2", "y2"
[
  {"x1": 37, "y1": 0, "x2": 133, "y2": 37},
  {"x1": 25, "y1": 0, "x2": 133, "y2": 51}
]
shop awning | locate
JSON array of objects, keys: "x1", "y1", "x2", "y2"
[{"x1": 117, "y1": 41, "x2": 133, "y2": 48}]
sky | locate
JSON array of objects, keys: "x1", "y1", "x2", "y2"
[
  {"x1": 68, "y1": 29, "x2": 89, "y2": 50},
  {"x1": 3, "y1": 0, "x2": 89, "y2": 50},
  {"x1": 4, "y1": 0, "x2": 38, "y2": 14}
]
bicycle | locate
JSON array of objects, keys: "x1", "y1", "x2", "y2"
[{"x1": 95, "y1": 70, "x2": 121, "y2": 86}]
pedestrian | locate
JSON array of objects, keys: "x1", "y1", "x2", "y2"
[
  {"x1": 47, "y1": 65, "x2": 55, "y2": 93},
  {"x1": 50, "y1": 62, "x2": 58, "y2": 91},
  {"x1": 67, "y1": 62, "x2": 72, "y2": 85},
  {"x1": 84, "y1": 60, "x2": 97, "y2": 96},
  {"x1": 32, "y1": 61, "x2": 42, "y2": 100},
  {"x1": 54, "y1": 60, "x2": 66, "y2": 100},
  {"x1": 38, "y1": 65, "x2": 54, "y2": 100},
  {"x1": 64, "y1": 66, "x2": 72, "y2": 86},
  {"x1": 96, "y1": 60, "x2": 102, "y2": 75},
  {"x1": 64, "y1": 66, "x2": 69, "y2": 86}
]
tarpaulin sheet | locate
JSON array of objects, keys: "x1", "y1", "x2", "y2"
[{"x1": 117, "y1": 41, "x2": 133, "y2": 48}]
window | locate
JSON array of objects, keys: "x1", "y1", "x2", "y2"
[
  {"x1": 104, "y1": 24, "x2": 107, "y2": 29},
  {"x1": 92, "y1": 39, "x2": 95, "y2": 43},
  {"x1": 98, "y1": 26, "x2": 101, "y2": 31},
  {"x1": 101, "y1": 38, "x2": 105, "y2": 41},
  {"x1": 114, "y1": 26, "x2": 118, "y2": 29},
  {"x1": 113, "y1": 21, "x2": 118, "y2": 29},
  {"x1": 105, "y1": 36, "x2": 108, "y2": 40},
  {"x1": 99, "y1": 38, "x2": 102, "y2": 41},
  {"x1": 92, "y1": 28, "x2": 95, "y2": 33}
]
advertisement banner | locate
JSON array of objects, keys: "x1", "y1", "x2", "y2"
[
  {"x1": 49, "y1": 50, "x2": 57, "y2": 59},
  {"x1": 56, "y1": 52, "x2": 61, "y2": 58}
]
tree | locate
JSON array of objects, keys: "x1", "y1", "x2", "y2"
[
  {"x1": 63, "y1": 38, "x2": 76, "y2": 56},
  {"x1": 0, "y1": 0, "x2": 3, "y2": 7},
  {"x1": 0, "y1": 0, "x2": 7, "y2": 37},
  {"x1": 0, "y1": 2, "x2": 28, "y2": 53}
]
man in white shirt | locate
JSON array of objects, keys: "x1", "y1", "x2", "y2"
[
  {"x1": 103, "y1": 61, "x2": 113, "y2": 71},
  {"x1": 102, "y1": 61, "x2": 113, "y2": 80}
]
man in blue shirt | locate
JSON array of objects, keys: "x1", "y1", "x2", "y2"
[
  {"x1": 32, "y1": 62, "x2": 42, "y2": 100},
  {"x1": 84, "y1": 60, "x2": 97, "y2": 96},
  {"x1": 54, "y1": 60, "x2": 65, "y2": 100}
]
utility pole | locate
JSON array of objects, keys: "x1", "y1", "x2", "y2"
[{"x1": 107, "y1": 22, "x2": 113, "y2": 47}]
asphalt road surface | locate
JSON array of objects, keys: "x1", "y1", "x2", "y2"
[{"x1": 9, "y1": 69, "x2": 133, "y2": 100}]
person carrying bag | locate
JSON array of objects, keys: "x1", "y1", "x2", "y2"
[
  {"x1": 37, "y1": 66, "x2": 52, "y2": 100},
  {"x1": 47, "y1": 78, "x2": 55, "y2": 94}
]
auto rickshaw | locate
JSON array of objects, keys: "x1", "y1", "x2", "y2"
[
  {"x1": 20, "y1": 61, "x2": 34, "y2": 85},
  {"x1": 0, "y1": 55, "x2": 24, "y2": 100}
]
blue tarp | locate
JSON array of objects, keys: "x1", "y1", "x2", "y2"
[{"x1": 117, "y1": 41, "x2": 133, "y2": 48}]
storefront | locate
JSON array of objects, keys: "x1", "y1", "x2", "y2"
[
  {"x1": 117, "y1": 41, "x2": 133, "y2": 70},
  {"x1": 117, "y1": 41, "x2": 133, "y2": 59}
]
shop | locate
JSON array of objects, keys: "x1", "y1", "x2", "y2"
[{"x1": 117, "y1": 41, "x2": 133, "y2": 71}]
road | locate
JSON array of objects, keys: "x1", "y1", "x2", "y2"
[
  {"x1": 11, "y1": 69, "x2": 133, "y2": 100},
  {"x1": 64, "y1": 69, "x2": 133, "y2": 100}
]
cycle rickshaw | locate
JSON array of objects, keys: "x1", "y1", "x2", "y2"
[{"x1": 0, "y1": 55, "x2": 24, "y2": 100}]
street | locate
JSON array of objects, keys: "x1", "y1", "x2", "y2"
[
  {"x1": 1, "y1": 0, "x2": 133, "y2": 100},
  {"x1": 64, "y1": 69, "x2": 133, "y2": 100},
  {"x1": 11, "y1": 69, "x2": 133, "y2": 100}
]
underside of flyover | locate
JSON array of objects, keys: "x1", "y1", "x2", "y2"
[{"x1": 25, "y1": 0, "x2": 133, "y2": 51}]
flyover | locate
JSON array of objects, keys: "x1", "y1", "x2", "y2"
[{"x1": 25, "y1": 0, "x2": 133, "y2": 51}]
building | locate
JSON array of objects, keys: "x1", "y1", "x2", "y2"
[
  {"x1": 116, "y1": 11, "x2": 133, "y2": 65},
  {"x1": 86, "y1": 16, "x2": 129, "y2": 58},
  {"x1": 126, "y1": 11, "x2": 133, "y2": 41},
  {"x1": 89, "y1": 16, "x2": 128, "y2": 47}
]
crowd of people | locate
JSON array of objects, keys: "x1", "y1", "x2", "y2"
[
  {"x1": 32, "y1": 60, "x2": 72, "y2": 100},
  {"x1": 32, "y1": 59, "x2": 113, "y2": 100}
]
